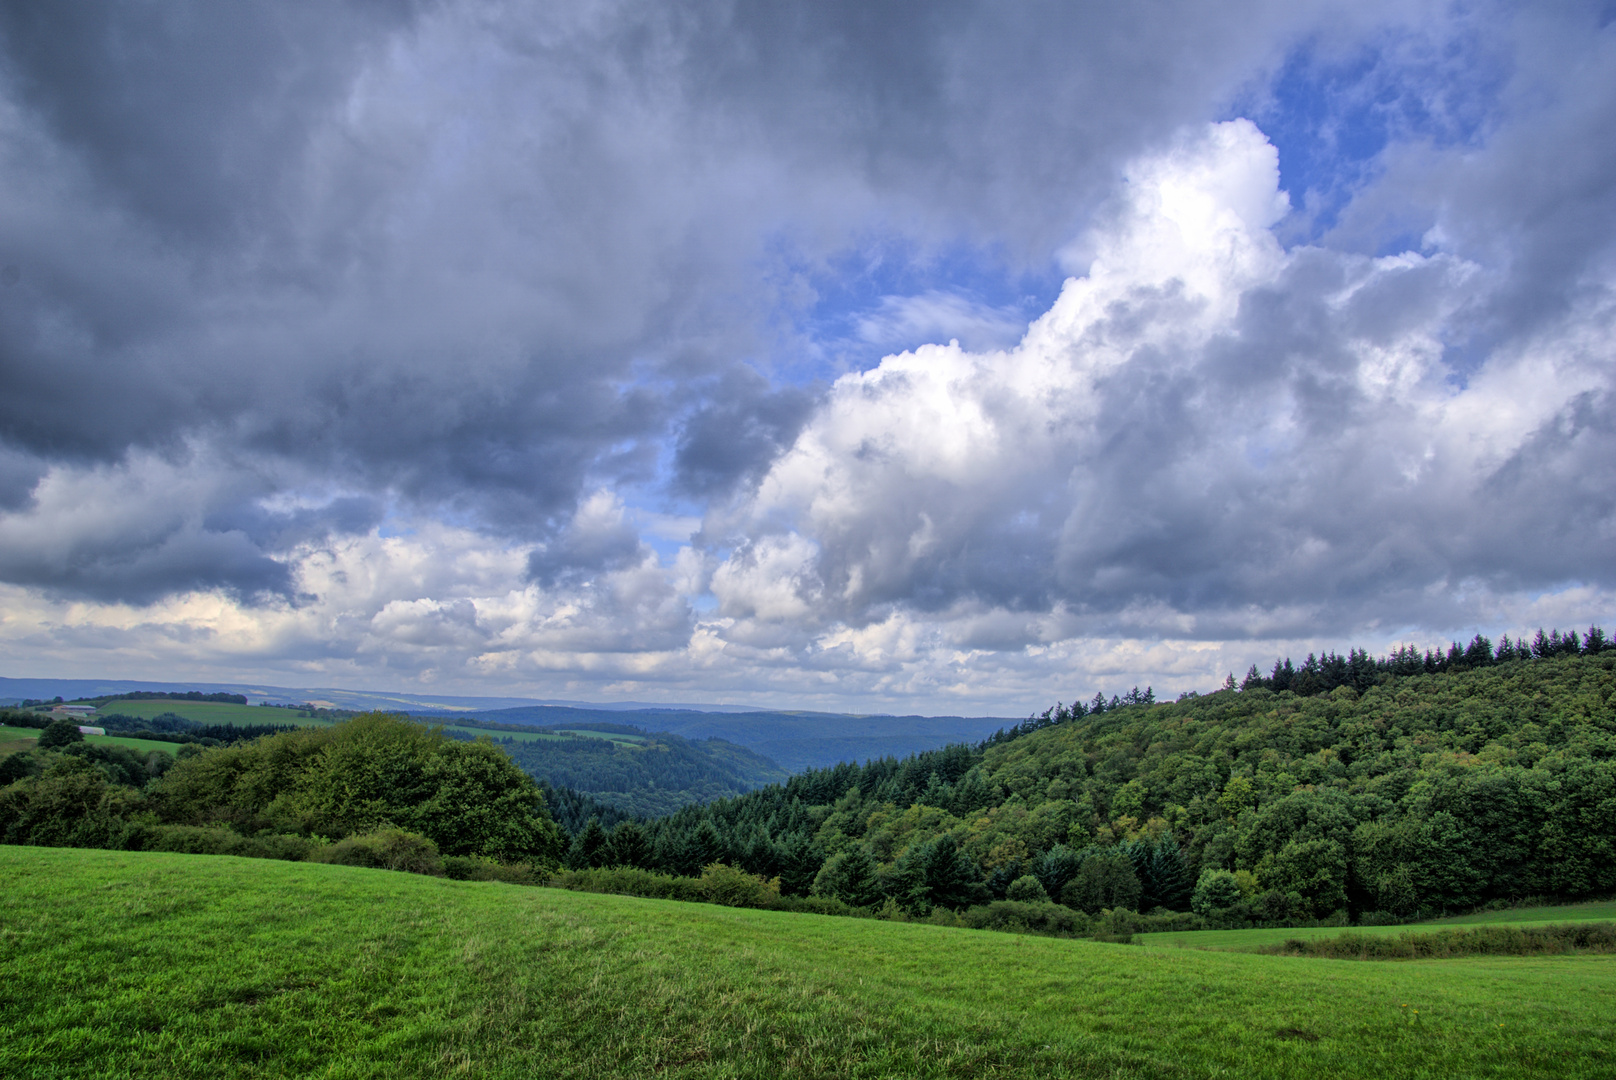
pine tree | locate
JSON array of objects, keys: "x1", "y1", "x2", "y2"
[
  {"x1": 604, "y1": 820, "x2": 652, "y2": 868},
  {"x1": 566, "y1": 817, "x2": 609, "y2": 870}
]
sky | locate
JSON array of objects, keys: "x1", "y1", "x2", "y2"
[{"x1": 1, "y1": 1, "x2": 1614, "y2": 714}]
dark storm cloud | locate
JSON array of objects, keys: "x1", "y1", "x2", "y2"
[
  {"x1": 674, "y1": 370, "x2": 815, "y2": 498},
  {"x1": 5, "y1": 0, "x2": 1610, "y2": 660},
  {"x1": 0, "y1": 0, "x2": 1345, "y2": 607}
]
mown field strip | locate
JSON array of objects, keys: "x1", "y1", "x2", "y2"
[{"x1": 2, "y1": 847, "x2": 1612, "y2": 1079}]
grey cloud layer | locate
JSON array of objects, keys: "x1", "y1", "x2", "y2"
[{"x1": 0, "y1": 0, "x2": 1611, "y2": 695}]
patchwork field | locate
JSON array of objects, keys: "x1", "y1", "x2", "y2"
[
  {"x1": 2, "y1": 847, "x2": 1612, "y2": 1079},
  {"x1": 94, "y1": 699, "x2": 319, "y2": 727},
  {"x1": 0, "y1": 724, "x2": 179, "y2": 757}
]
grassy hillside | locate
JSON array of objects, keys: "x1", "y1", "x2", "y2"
[
  {"x1": 2, "y1": 847, "x2": 1612, "y2": 1079},
  {"x1": 0, "y1": 723, "x2": 179, "y2": 757},
  {"x1": 1139, "y1": 900, "x2": 1616, "y2": 951},
  {"x1": 94, "y1": 699, "x2": 323, "y2": 726}
]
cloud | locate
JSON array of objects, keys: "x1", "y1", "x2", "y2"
[
  {"x1": 0, "y1": 2, "x2": 1613, "y2": 711},
  {"x1": 708, "y1": 118, "x2": 1615, "y2": 650}
]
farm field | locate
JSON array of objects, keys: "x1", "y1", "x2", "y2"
[
  {"x1": 94, "y1": 699, "x2": 320, "y2": 727},
  {"x1": 1138, "y1": 901, "x2": 1616, "y2": 951},
  {"x1": 2, "y1": 847, "x2": 1612, "y2": 1079},
  {"x1": 0, "y1": 724, "x2": 178, "y2": 757},
  {"x1": 438, "y1": 724, "x2": 566, "y2": 743}
]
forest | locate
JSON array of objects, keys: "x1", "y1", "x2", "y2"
[
  {"x1": 0, "y1": 713, "x2": 564, "y2": 873},
  {"x1": 1, "y1": 626, "x2": 1612, "y2": 932},
  {"x1": 566, "y1": 629, "x2": 1616, "y2": 923},
  {"x1": 437, "y1": 719, "x2": 788, "y2": 818}
]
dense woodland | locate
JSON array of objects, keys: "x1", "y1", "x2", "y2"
[
  {"x1": 2, "y1": 628, "x2": 1613, "y2": 930},
  {"x1": 442, "y1": 720, "x2": 787, "y2": 818},
  {"x1": 0, "y1": 713, "x2": 564, "y2": 872},
  {"x1": 574, "y1": 632, "x2": 1616, "y2": 922}
]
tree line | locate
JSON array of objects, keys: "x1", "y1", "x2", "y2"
[{"x1": 549, "y1": 642, "x2": 1615, "y2": 925}]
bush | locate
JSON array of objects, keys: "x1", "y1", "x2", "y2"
[
  {"x1": 131, "y1": 824, "x2": 320, "y2": 861},
  {"x1": 1191, "y1": 868, "x2": 1242, "y2": 914},
  {"x1": 1265, "y1": 924, "x2": 1616, "y2": 959},
  {"x1": 37, "y1": 720, "x2": 85, "y2": 749},
  {"x1": 548, "y1": 866, "x2": 711, "y2": 904},
  {"x1": 700, "y1": 862, "x2": 782, "y2": 907},
  {"x1": 1005, "y1": 875, "x2": 1051, "y2": 903},
  {"x1": 318, "y1": 828, "x2": 443, "y2": 875},
  {"x1": 0, "y1": 752, "x2": 38, "y2": 785},
  {"x1": 442, "y1": 855, "x2": 540, "y2": 885},
  {"x1": 960, "y1": 900, "x2": 1088, "y2": 937}
]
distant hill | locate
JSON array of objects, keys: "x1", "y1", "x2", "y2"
[
  {"x1": 434, "y1": 706, "x2": 1017, "y2": 772},
  {"x1": 0, "y1": 676, "x2": 767, "y2": 714},
  {"x1": 455, "y1": 722, "x2": 790, "y2": 819}
]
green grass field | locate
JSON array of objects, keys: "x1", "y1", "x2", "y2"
[
  {"x1": 1, "y1": 847, "x2": 1611, "y2": 1079},
  {"x1": 0, "y1": 725, "x2": 178, "y2": 757},
  {"x1": 93, "y1": 699, "x2": 323, "y2": 727},
  {"x1": 1138, "y1": 900, "x2": 1616, "y2": 951},
  {"x1": 438, "y1": 724, "x2": 566, "y2": 743}
]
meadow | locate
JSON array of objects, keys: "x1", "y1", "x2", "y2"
[
  {"x1": 0, "y1": 724, "x2": 178, "y2": 757},
  {"x1": 94, "y1": 699, "x2": 319, "y2": 727},
  {"x1": 1137, "y1": 900, "x2": 1616, "y2": 951},
  {"x1": 2, "y1": 846, "x2": 1612, "y2": 1079}
]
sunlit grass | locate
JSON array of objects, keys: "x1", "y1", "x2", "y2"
[{"x1": 2, "y1": 847, "x2": 1613, "y2": 1078}]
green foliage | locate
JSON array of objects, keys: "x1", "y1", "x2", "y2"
[
  {"x1": 1191, "y1": 868, "x2": 1243, "y2": 914},
  {"x1": 566, "y1": 816, "x2": 610, "y2": 869},
  {"x1": 36, "y1": 719, "x2": 84, "y2": 749},
  {"x1": 698, "y1": 862, "x2": 782, "y2": 907},
  {"x1": 318, "y1": 828, "x2": 443, "y2": 875},
  {"x1": 0, "y1": 757, "x2": 140, "y2": 849},
  {"x1": 130, "y1": 824, "x2": 320, "y2": 861},
  {"x1": 811, "y1": 846, "x2": 884, "y2": 908},
  {"x1": 494, "y1": 728, "x2": 788, "y2": 818},
  {"x1": 1265, "y1": 923, "x2": 1616, "y2": 959},
  {"x1": 957, "y1": 899, "x2": 1088, "y2": 936},
  {"x1": 1061, "y1": 851, "x2": 1141, "y2": 914},
  {"x1": 152, "y1": 713, "x2": 564, "y2": 864},
  {"x1": 631, "y1": 652, "x2": 1616, "y2": 924},
  {"x1": 441, "y1": 854, "x2": 540, "y2": 884},
  {"x1": 605, "y1": 820, "x2": 653, "y2": 869},
  {"x1": 1004, "y1": 874, "x2": 1050, "y2": 903}
]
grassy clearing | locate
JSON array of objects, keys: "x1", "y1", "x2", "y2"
[
  {"x1": 437, "y1": 725, "x2": 566, "y2": 743},
  {"x1": 0, "y1": 724, "x2": 181, "y2": 757},
  {"x1": 1, "y1": 847, "x2": 1612, "y2": 1079},
  {"x1": 555, "y1": 728, "x2": 649, "y2": 744},
  {"x1": 1138, "y1": 901, "x2": 1616, "y2": 951},
  {"x1": 94, "y1": 700, "x2": 323, "y2": 727},
  {"x1": 1432, "y1": 900, "x2": 1616, "y2": 925},
  {"x1": 84, "y1": 733, "x2": 184, "y2": 755}
]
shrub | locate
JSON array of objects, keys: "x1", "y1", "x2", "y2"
[
  {"x1": 442, "y1": 855, "x2": 540, "y2": 885},
  {"x1": 547, "y1": 866, "x2": 710, "y2": 904},
  {"x1": 960, "y1": 900, "x2": 1088, "y2": 937},
  {"x1": 1005, "y1": 875, "x2": 1051, "y2": 903},
  {"x1": 700, "y1": 862, "x2": 782, "y2": 907},
  {"x1": 131, "y1": 824, "x2": 319, "y2": 861},
  {"x1": 319, "y1": 828, "x2": 443, "y2": 875},
  {"x1": 1265, "y1": 924, "x2": 1616, "y2": 959},
  {"x1": 1191, "y1": 868, "x2": 1242, "y2": 914},
  {"x1": 37, "y1": 720, "x2": 85, "y2": 749},
  {"x1": 0, "y1": 752, "x2": 38, "y2": 785}
]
